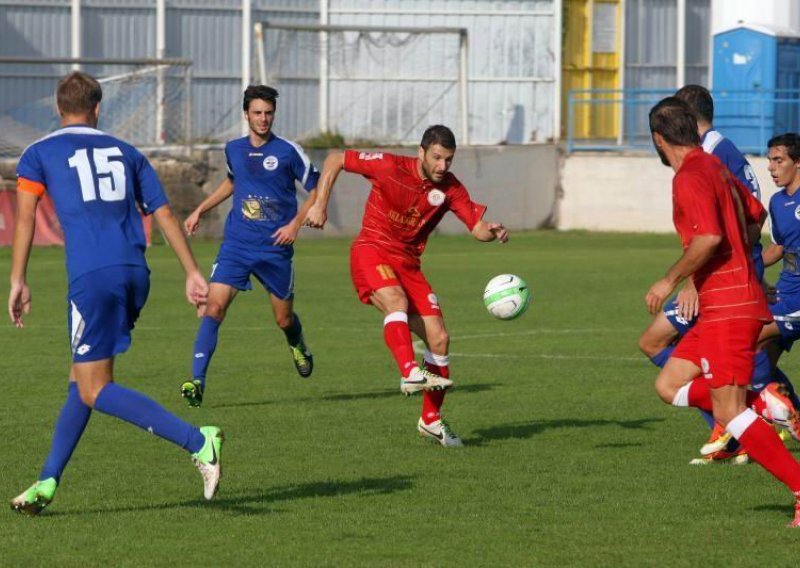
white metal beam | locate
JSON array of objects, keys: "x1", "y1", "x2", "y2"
[
  {"x1": 677, "y1": 0, "x2": 686, "y2": 87},
  {"x1": 71, "y1": 0, "x2": 81, "y2": 70},
  {"x1": 241, "y1": 0, "x2": 252, "y2": 135}
]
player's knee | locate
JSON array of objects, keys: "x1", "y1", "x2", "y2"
[
  {"x1": 638, "y1": 331, "x2": 664, "y2": 359},
  {"x1": 275, "y1": 313, "x2": 293, "y2": 329},
  {"x1": 428, "y1": 329, "x2": 449, "y2": 353},
  {"x1": 204, "y1": 302, "x2": 227, "y2": 321},
  {"x1": 654, "y1": 376, "x2": 677, "y2": 404}
]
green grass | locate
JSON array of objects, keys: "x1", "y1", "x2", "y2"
[{"x1": 1, "y1": 231, "x2": 797, "y2": 566}]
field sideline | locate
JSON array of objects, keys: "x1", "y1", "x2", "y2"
[{"x1": 1, "y1": 231, "x2": 798, "y2": 566}]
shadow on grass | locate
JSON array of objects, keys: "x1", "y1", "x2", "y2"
[
  {"x1": 48, "y1": 475, "x2": 415, "y2": 517},
  {"x1": 466, "y1": 417, "x2": 664, "y2": 446},
  {"x1": 594, "y1": 442, "x2": 644, "y2": 449},
  {"x1": 322, "y1": 382, "x2": 496, "y2": 402}
]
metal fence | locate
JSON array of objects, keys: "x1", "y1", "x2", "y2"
[
  {"x1": 0, "y1": 57, "x2": 192, "y2": 157},
  {"x1": 567, "y1": 88, "x2": 800, "y2": 154}
]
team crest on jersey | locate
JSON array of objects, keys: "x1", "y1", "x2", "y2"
[
  {"x1": 358, "y1": 152, "x2": 383, "y2": 161},
  {"x1": 427, "y1": 189, "x2": 445, "y2": 207},
  {"x1": 794, "y1": 204, "x2": 800, "y2": 221},
  {"x1": 263, "y1": 156, "x2": 279, "y2": 171}
]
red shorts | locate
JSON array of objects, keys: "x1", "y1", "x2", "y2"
[
  {"x1": 671, "y1": 318, "x2": 764, "y2": 388},
  {"x1": 350, "y1": 243, "x2": 441, "y2": 316}
]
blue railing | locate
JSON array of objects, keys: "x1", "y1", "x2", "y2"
[{"x1": 567, "y1": 88, "x2": 800, "y2": 155}]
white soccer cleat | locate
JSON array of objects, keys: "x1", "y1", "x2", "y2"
[
  {"x1": 400, "y1": 367, "x2": 453, "y2": 396},
  {"x1": 417, "y1": 418, "x2": 464, "y2": 448},
  {"x1": 759, "y1": 383, "x2": 800, "y2": 440},
  {"x1": 191, "y1": 426, "x2": 224, "y2": 500}
]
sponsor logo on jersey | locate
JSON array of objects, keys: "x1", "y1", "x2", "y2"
[
  {"x1": 388, "y1": 207, "x2": 423, "y2": 227},
  {"x1": 358, "y1": 152, "x2": 383, "y2": 161},
  {"x1": 427, "y1": 189, "x2": 445, "y2": 206},
  {"x1": 263, "y1": 156, "x2": 279, "y2": 171},
  {"x1": 249, "y1": 152, "x2": 264, "y2": 157}
]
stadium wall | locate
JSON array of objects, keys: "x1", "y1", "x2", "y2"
[{"x1": 559, "y1": 154, "x2": 776, "y2": 232}]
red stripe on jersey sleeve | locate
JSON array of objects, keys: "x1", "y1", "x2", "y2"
[{"x1": 16, "y1": 177, "x2": 45, "y2": 197}]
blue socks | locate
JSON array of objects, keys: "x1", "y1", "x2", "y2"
[
  {"x1": 649, "y1": 346, "x2": 674, "y2": 369},
  {"x1": 40, "y1": 382, "x2": 92, "y2": 483},
  {"x1": 192, "y1": 316, "x2": 221, "y2": 387},
  {"x1": 282, "y1": 313, "x2": 303, "y2": 347},
  {"x1": 94, "y1": 383, "x2": 205, "y2": 454}
]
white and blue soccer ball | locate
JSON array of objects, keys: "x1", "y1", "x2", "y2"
[{"x1": 483, "y1": 274, "x2": 531, "y2": 320}]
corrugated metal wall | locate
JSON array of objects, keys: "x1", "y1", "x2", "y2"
[{"x1": 0, "y1": 0, "x2": 558, "y2": 145}]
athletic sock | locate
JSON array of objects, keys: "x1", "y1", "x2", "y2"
[
  {"x1": 728, "y1": 409, "x2": 800, "y2": 492},
  {"x1": 39, "y1": 382, "x2": 92, "y2": 483},
  {"x1": 672, "y1": 378, "x2": 766, "y2": 416},
  {"x1": 383, "y1": 312, "x2": 417, "y2": 378},
  {"x1": 422, "y1": 350, "x2": 449, "y2": 424},
  {"x1": 282, "y1": 312, "x2": 304, "y2": 347},
  {"x1": 94, "y1": 383, "x2": 205, "y2": 453},
  {"x1": 191, "y1": 316, "x2": 221, "y2": 388},
  {"x1": 650, "y1": 346, "x2": 674, "y2": 369}
]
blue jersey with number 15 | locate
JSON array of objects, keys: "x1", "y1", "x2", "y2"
[{"x1": 16, "y1": 125, "x2": 169, "y2": 283}]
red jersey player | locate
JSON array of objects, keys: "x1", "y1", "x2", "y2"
[
  {"x1": 646, "y1": 97, "x2": 800, "y2": 526},
  {"x1": 304, "y1": 125, "x2": 508, "y2": 447}
]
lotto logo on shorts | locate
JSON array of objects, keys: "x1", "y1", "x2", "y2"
[{"x1": 76, "y1": 344, "x2": 92, "y2": 356}]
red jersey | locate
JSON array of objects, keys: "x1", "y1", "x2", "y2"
[
  {"x1": 343, "y1": 150, "x2": 487, "y2": 259},
  {"x1": 672, "y1": 148, "x2": 770, "y2": 322}
]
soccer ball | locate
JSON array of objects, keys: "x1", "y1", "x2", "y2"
[{"x1": 483, "y1": 274, "x2": 531, "y2": 320}]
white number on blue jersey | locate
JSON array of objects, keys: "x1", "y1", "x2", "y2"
[{"x1": 68, "y1": 147, "x2": 127, "y2": 202}]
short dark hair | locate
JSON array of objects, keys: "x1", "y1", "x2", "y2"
[
  {"x1": 57, "y1": 71, "x2": 102, "y2": 115},
  {"x1": 420, "y1": 125, "x2": 456, "y2": 151},
  {"x1": 675, "y1": 84, "x2": 714, "y2": 123},
  {"x1": 768, "y1": 132, "x2": 800, "y2": 162},
  {"x1": 649, "y1": 97, "x2": 701, "y2": 147},
  {"x1": 243, "y1": 85, "x2": 279, "y2": 111}
]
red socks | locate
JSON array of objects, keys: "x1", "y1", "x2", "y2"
[
  {"x1": 383, "y1": 312, "x2": 417, "y2": 378},
  {"x1": 422, "y1": 351, "x2": 450, "y2": 424},
  {"x1": 674, "y1": 379, "x2": 766, "y2": 416}
]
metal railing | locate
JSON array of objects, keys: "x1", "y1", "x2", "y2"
[{"x1": 567, "y1": 88, "x2": 800, "y2": 154}]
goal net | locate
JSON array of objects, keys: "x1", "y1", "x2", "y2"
[
  {"x1": 254, "y1": 22, "x2": 468, "y2": 145},
  {"x1": 0, "y1": 58, "x2": 192, "y2": 158}
]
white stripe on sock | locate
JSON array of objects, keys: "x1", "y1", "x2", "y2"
[
  {"x1": 384, "y1": 311, "x2": 408, "y2": 325},
  {"x1": 726, "y1": 408, "x2": 759, "y2": 439},
  {"x1": 672, "y1": 383, "x2": 691, "y2": 407},
  {"x1": 423, "y1": 349, "x2": 449, "y2": 366}
]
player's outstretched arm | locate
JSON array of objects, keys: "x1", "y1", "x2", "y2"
[
  {"x1": 471, "y1": 220, "x2": 509, "y2": 243},
  {"x1": 9, "y1": 190, "x2": 38, "y2": 328},
  {"x1": 153, "y1": 205, "x2": 209, "y2": 308},
  {"x1": 184, "y1": 178, "x2": 234, "y2": 235},
  {"x1": 304, "y1": 151, "x2": 345, "y2": 229},
  {"x1": 762, "y1": 243, "x2": 784, "y2": 268}
]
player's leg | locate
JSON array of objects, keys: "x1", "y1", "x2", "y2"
[
  {"x1": 638, "y1": 307, "x2": 682, "y2": 367},
  {"x1": 253, "y1": 250, "x2": 313, "y2": 378}
]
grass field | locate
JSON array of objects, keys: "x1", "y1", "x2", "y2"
[{"x1": 1, "y1": 231, "x2": 798, "y2": 567}]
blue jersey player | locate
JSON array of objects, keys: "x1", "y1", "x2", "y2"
[
  {"x1": 638, "y1": 85, "x2": 796, "y2": 463},
  {"x1": 8, "y1": 72, "x2": 224, "y2": 515},
  {"x1": 180, "y1": 85, "x2": 319, "y2": 407}
]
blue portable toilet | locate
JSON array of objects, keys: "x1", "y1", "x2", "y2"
[{"x1": 713, "y1": 24, "x2": 800, "y2": 154}]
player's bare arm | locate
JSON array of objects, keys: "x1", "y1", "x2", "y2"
[
  {"x1": 272, "y1": 189, "x2": 318, "y2": 245},
  {"x1": 762, "y1": 243, "x2": 785, "y2": 268},
  {"x1": 304, "y1": 151, "x2": 345, "y2": 229},
  {"x1": 8, "y1": 189, "x2": 38, "y2": 328},
  {"x1": 646, "y1": 233, "x2": 721, "y2": 314},
  {"x1": 471, "y1": 219, "x2": 509, "y2": 243},
  {"x1": 676, "y1": 277, "x2": 699, "y2": 321},
  {"x1": 153, "y1": 204, "x2": 209, "y2": 307},
  {"x1": 184, "y1": 177, "x2": 234, "y2": 235}
]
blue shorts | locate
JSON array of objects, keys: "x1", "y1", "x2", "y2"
[
  {"x1": 663, "y1": 298, "x2": 697, "y2": 336},
  {"x1": 770, "y1": 294, "x2": 800, "y2": 351},
  {"x1": 210, "y1": 243, "x2": 294, "y2": 300},
  {"x1": 67, "y1": 265, "x2": 150, "y2": 363}
]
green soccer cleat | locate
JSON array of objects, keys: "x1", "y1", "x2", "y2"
[
  {"x1": 181, "y1": 379, "x2": 204, "y2": 408},
  {"x1": 10, "y1": 478, "x2": 57, "y2": 516},
  {"x1": 192, "y1": 426, "x2": 224, "y2": 500},
  {"x1": 289, "y1": 337, "x2": 314, "y2": 378}
]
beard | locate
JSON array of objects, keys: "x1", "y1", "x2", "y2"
[{"x1": 655, "y1": 144, "x2": 670, "y2": 167}]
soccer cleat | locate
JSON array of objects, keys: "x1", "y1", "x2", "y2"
[
  {"x1": 289, "y1": 337, "x2": 313, "y2": 378},
  {"x1": 761, "y1": 383, "x2": 800, "y2": 441},
  {"x1": 791, "y1": 494, "x2": 800, "y2": 528},
  {"x1": 689, "y1": 448, "x2": 749, "y2": 466},
  {"x1": 10, "y1": 478, "x2": 57, "y2": 516},
  {"x1": 192, "y1": 426, "x2": 224, "y2": 500},
  {"x1": 400, "y1": 366, "x2": 453, "y2": 396},
  {"x1": 180, "y1": 379, "x2": 204, "y2": 408},
  {"x1": 417, "y1": 418, "x2": 464, "y2": 448},
  {"x1": 700, "y1": 423, "x2": 732, "y2": 456}
]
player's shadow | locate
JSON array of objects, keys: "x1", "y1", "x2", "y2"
[
  {"x1": 48, "y1": 475, "x2": 414, "y2": 517},
  {"x1": 321, "y1": 383, "x2": 496, "y2": 402},
  {"x1": 466, "y1": 418, "x2": 663, "y2": 446}
]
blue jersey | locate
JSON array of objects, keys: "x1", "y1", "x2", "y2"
[
  {"x1": 223, "y1": 134, "x2": 319, "y2": 250},
  {"x1": 702, "y1": 130, "x2": 760, "y2": 198},
  {"x1": 16, "y1": 125, "x2": 168, "y2": 283},
  {"x1": 769, "y1": 189, "x2": 800, "y2": 296}
]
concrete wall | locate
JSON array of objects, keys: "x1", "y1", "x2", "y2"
[{"x1": 559, "y1": 153, "x2": 778, "y2": 233}]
